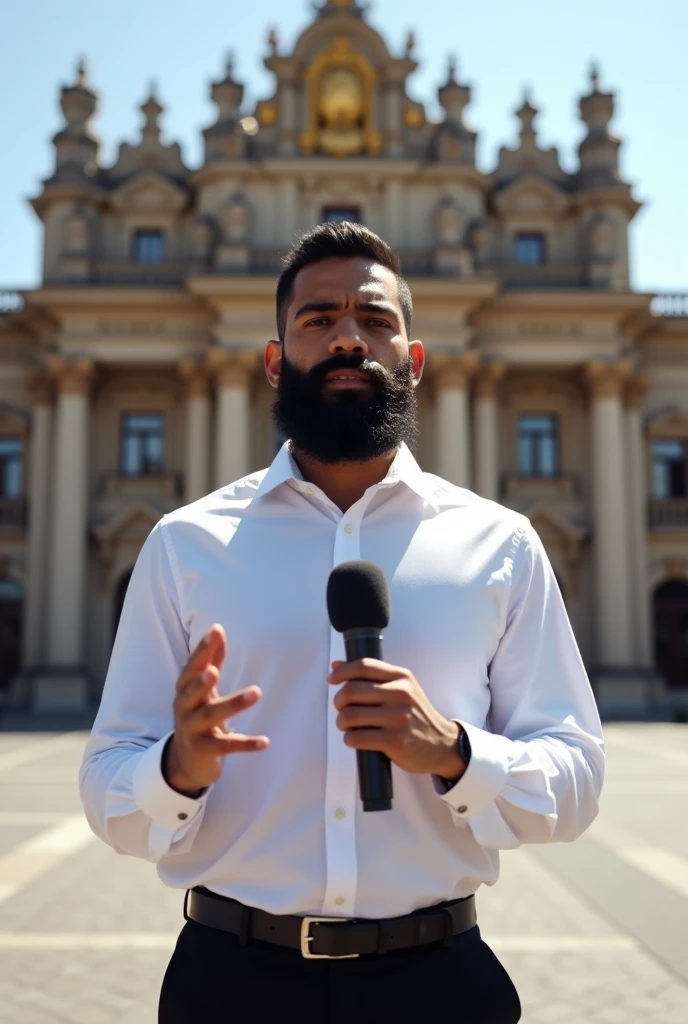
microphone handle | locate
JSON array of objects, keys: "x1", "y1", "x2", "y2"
[{"x1": 343, "y1": 628, "x2": 393, "y2": 812}]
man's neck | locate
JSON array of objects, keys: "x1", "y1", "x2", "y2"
[{"x1": 290, "y1": 447, "x2": 399, "y2": 513}]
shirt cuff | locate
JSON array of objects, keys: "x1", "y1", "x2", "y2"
[
  {"x1": 132, "y1": 731, "x2": 209, "y2": 832},
  {"x1": 433, "y1": 721, "x2": 511, "y2": 820}
]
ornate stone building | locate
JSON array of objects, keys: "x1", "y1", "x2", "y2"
[{"x1": 0, "y1": 0, "x2": 687, "y2": 715}]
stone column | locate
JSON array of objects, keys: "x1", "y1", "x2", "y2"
[
  {"x1": 625, "y1": 374, "x2": 653, "y2": 667},
  {"x1": 473, "y1": 361, "x2": 506, "y2": 502},
  {"x1": 22, "y1": 371, "x2": 54, "y2": 668},
  {"x1": 38, "y1": 358, "x2": 94, "y2": 709},
  {"x1": 179, "y1": 359, "x2": 211, "y2": 503},
  {"x1": 584, "y1": 360, "x2": 634, "y2": 667},
  {"x1": 209, "y1": 350, "x2": 256, "y2": 488},
  {"x1": 432, "y1": 351, "x2": 478, "y2": 487}
]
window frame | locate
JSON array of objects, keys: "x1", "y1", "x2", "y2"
[
  {"x1": 517, "y1": 413, "x2": 560, "y2": 478},
  {"x1": 119, "y1": 411, "x2": 166, "y2": 477},
  {"x1": 132, "y1": 228, "x2": 165, "y2": 264},
  {"x1": 513, "y1": 231, "x2": 547, "y2": 266},
  {"x1": 0, "y1": 436, "x2": 23, "y2": 499},
  {"x1": 651, "y1": 438, "x2": 688, "y2": 499},
  {"x1": 322, "y1": 206, "x2": 361, "y2": 224}
]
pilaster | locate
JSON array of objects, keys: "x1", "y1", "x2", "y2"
[
  {"x1": 209, "y1": 349, "x2": 257, "y2": 488},
  {"x1": 430, "y1": 350, "x2": 478, "y2": 487}
]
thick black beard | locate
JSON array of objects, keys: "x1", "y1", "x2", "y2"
[{"x1": 272, "y1": 351, "x2": 419, "y2": 465}]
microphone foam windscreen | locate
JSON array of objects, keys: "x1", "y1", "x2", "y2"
[{"x1": 327, "y1": 560, "x2": 391, "y2": 633}]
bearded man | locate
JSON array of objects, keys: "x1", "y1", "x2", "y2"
[{"x1": 81, "y1": 221, "x2": 604, "y2": 1024}]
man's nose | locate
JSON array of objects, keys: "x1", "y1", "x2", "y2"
[{"x1": 328, "y1": 319, "x2": 368, "y2": 356}]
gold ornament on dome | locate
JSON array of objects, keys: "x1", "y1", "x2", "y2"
[
  {"x1": 300, "y1": 35, "x2": 382, "y2": 158},
  {"x1": 256, "y1": 101, "x2": 278, "y2": 126},
  {"x1": 404, "y1": 104, "x2": 424, "y2": 128}
]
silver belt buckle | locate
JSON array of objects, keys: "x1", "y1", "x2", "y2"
[{"x1": 300, "y1": 916, "x2": 359, "y2": 959}]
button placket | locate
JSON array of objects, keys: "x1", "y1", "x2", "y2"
[{"x1": 321, "y1": 498, "x2": 373, "y2": 915}]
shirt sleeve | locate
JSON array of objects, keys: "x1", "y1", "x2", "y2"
[
  {"x1": 79, "y1": 518, "x2": 210, "y2": 862},
  {"x1": 434, "y1": 520, "x2": 605, "y2": 850}
]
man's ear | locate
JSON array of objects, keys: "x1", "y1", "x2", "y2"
[
  {"x1": 409, "y1": 340, "x2": 425, "y2": 385},
  {"x1": 265, "y1": 340, "x2": 282, "y2": 389}
]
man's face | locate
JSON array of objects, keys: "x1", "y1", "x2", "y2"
[{"x1": 266, "y1": 257, "x2": 425, "y2": 464}]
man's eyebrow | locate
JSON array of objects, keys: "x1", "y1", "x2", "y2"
[
  {"x1": 292, "y1": 299, "x2": 399, "y2": 320},
  {"x1": 292, "y1": 301, "x2": 342, "y2": 320}
]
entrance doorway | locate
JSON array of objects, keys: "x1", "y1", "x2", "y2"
[
  {"x1": 654, "y1": 580, "x2": 688, "y2": 689},
  {"x1": 0, "y1": 577, "x2": 22, "y2": 691}
]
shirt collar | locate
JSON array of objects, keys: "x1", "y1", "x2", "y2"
[{"x1": 253, "y1": 442, "x2": 440, "y2": 512}]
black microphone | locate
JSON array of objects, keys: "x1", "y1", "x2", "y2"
[{"x1": 327, "y1": 560, "x2": 393, "y2": 812}]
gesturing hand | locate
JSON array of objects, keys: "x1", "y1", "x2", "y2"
[
  {"x1": 327, "y1": 658, "x2": 466, "y2": 782},
  {"x1": 163, "y1": 624, "x2": 269, "y2": 796}
]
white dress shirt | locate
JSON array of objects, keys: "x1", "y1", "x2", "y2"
[{"x1": 80, "y1": 442, "x2": 604, "y2": 919}]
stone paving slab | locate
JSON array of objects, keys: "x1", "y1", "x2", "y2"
[{"x1": 0, "y1": 727, "x2": 687, "y2": 1023}]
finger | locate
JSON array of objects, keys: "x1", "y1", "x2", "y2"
[
  {"x1": 327, "y1": 658, "x2": 406, "y2": 686},
  {"x1": 187, "y1": 686, "x2": 262, "y2": 735},
  {"x1": 342, "y1": 728, "x2": 396, "y2": 751},
  {"x1": 177, "y1": 625, "x2": 226, "y2": 692},
  {"x1": 337, "y1": 704, "x2": 408, "y2": 731},
  {"x1": 176, "y1": 666, "x2": 219, "y2": 714},
  {"x1": 197, "y1": 732, "x2": 270, "y2": 756},
  {"x1": 333, "y1": 680, "x2": 402, "y2": 711}
]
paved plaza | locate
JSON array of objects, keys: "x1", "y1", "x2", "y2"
[{"x1": 0, "y1": 721, "x2": 686, "y2": 1023}]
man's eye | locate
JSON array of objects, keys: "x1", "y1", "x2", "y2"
[
  {"x1": 367, "y1": 319, "x2": 390, "y2": 328},
  {"x1": 305, "y1": 318, "x2": 329, "y2": 327}
]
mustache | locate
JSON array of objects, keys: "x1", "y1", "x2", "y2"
[{"x1": 302, "y1": 353, "x2": 401, "y2": 390}]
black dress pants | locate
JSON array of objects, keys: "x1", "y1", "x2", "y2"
[{"x1": 159, "y1": 917, "x2": 521, "y2": 1024}]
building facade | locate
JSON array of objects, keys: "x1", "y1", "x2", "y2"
[{"x1": 0, "y1": 0, "x2": 687, "y2": 715}]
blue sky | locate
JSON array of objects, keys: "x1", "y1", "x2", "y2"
[{"x1": 2, "y1": 0, "x2": 686, "y2": 292}]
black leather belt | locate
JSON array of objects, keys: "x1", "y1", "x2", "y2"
[{"x1": 184, "y1": 886, "x2": 477, "y2": 959}]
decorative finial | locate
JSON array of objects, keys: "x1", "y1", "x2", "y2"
[
  {"x1": 147, "y1": 79, "x2": 158, "y2": 102},
  {"x1": 224, "y1": 51, "x2": 235, "y2": 78},
  {"x1": 517, "y1": 88, "x2": 538, "y2": 135},
  {"x1": 405, "y1": 31, "x2": 415, "y2": 58},
  {"x1": 76, "y1": 57, "x2": 88, "y2": 87},
  {"x1": 589, "y1": 61, "x2": 600, "y2": 91},
  {"x1": 267, "y1": 28, "x2": 278, "y2": 56},
  {"x1": 448, "y1": 54, "x2": 457, "y2": 83}
]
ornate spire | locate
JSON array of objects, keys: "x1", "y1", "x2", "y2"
[
  {"x1": 267, "y1": 28, "x2": 279, "y2": 56},
  {"x1": 434, "y1": 56, "x2": 476, "y2": 165},
  {"x1": 578, "y1": 62, "x2": 623, "y2": 186},
  {"x1": 203, "y1": 53, "x2": 248, "y2": 162},
  {"x1": 438, "y1": 55, "x2": 471, "y2": 125},
  {"x1": 140, "y1": 82, "x2": 163, "y2": 143},
  {"x1": 516, "y1": 87, "x2": 538, "y2": 149},
  {"x1": 51, "y1": 57, "x2": 100, "y2": 179},
  {"x1": 316, "y1": 0, "x2": 366, "y2": 18}
]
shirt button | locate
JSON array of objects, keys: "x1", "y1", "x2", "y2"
[
  {"x1": 334, "y1": 896, "x2": 346, "y2": 906},
  {"x1": 344, "y1": 524, "x2": 353, "y2": 534},
  {"x1": 177, "y1": 812, "x2": 189, "y2": 821},
  {"x1": 457, "y1": 805, "x2": 468, "y2": 815},
  {"x1": 335, "y1": 807, "x2": 346, "y2": 819}
]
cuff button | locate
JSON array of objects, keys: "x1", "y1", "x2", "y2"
[
  {"x1": 457, "y1": 805, "x2": 468, "y2": 814},
  {"x1": 178, "y1": 812, "x2": 189, "y2": 821}
]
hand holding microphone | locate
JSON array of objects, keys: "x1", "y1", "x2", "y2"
[{"x1": 327, "y1": 561, "x2": 468, "y2": 811}]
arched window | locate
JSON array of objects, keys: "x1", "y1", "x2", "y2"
[
  {"x1": 654, "y1": 580, "x2": 688, "y2": 689},
  {"x1": 113, "y1": 569, "x2": 133, "y2": 643},
  {"x1": 0, "y1": 577, "x2": 22, "y2": 690}
]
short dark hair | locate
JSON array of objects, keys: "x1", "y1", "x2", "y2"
[{"x1": 275, "y1": 221, "x2": 413, "y2": 342}]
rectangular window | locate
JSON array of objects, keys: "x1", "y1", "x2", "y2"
[
  {"x1": 322, "y1": 207, "x2": 360, "y2": 224},
  {"x1": 652, "y1": 440, "x2": 687, "y2": 499},
  {"x1": 0, "y1": 437, "x2": 22, "y2": 498},
  {"x1": 133, "y1": 229, "x2": 165, "y2": 264},
  {"x1": 121, "y1": 413, "x2": 165, "y2": 476},
  {"x1": 513, "y1": 232, "x2": 546, "y2": 265},
  {"x1": 518, "y1": 414, "x2": 559, "y2": 476}
]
